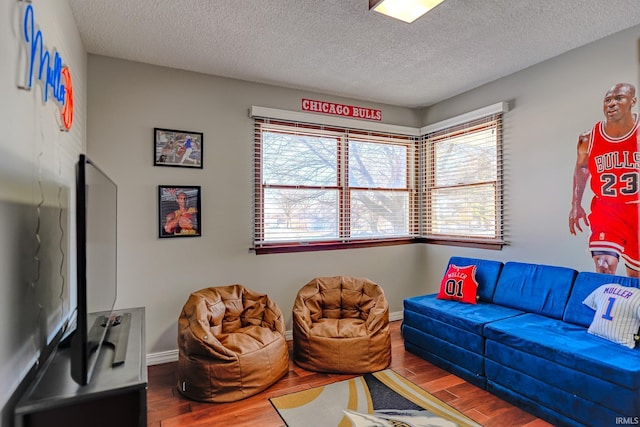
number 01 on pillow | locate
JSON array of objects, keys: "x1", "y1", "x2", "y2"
[{"x1": 437, "y1": 264, "x2": 479, "y2": 304}]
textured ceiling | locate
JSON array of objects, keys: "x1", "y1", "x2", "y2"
[{"x1": 67, "y1": 0, "x2": 640, "y2": 108}]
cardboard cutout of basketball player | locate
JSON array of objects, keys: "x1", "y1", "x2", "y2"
[{"x1": 569, "y1": 83, "x2": 639, "y2": 277}]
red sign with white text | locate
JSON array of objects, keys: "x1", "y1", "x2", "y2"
[{"x1": 302, "y1": 99, "x2": 382, "y2": 121}]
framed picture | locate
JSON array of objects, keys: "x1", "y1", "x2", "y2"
[
  {"x1": 158, "y1": 186, "x2": 202, "y2": 238},
  {"x1": 154, "y1": 128, "x2": 203, "y2": 168}
]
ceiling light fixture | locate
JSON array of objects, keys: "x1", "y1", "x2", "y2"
[{"x1": 369, "y1": 0, "x2": 445, "y2": 24}]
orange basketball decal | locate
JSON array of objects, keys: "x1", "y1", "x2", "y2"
[{"x1": 60, "y1": 66, "x2": 74, "y2": 131}]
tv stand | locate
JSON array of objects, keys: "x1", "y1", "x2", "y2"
[{"x1": 14, "y1": 307, "x2": 146, "y2": 427}]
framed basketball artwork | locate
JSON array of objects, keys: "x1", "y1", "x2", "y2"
[{"x1": 158, "y1": 186, "x2": 202, "y2": 238}]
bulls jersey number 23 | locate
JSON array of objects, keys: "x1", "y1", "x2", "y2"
[{"x1": 588, "y1": 115, "x2": 640, "y2": 203}]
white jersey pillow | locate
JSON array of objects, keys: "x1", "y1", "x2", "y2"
[{"x1": 582, "y1": 283, "x2": 640, "y2": 349}]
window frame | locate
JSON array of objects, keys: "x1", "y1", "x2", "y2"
[
  {"x1": 251, "y1": 104, "x2": 507, "y2": 254},
  {"x1": 421, "y1": 113, "x2": 505, "y2": 249},
  {"x1": 253, "y1": 119, "x2": 419, "y2": 253}
]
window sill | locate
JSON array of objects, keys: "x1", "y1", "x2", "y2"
[
  {"x1": 417, "y1": 237, "x2": 506, "y2": 250},
  {"x1": 252, "y1": 237, "x2": 505, "y2": 254},
  {"x1": 252, "y1": 238, "x2": 415, "y2": 254}
]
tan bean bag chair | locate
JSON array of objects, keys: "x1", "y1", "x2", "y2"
[
  {"x1": 292, "y1": 276, "x2": 391, "y2": 374},
  {"x1": 177, "y1": 284, "x2": 289, "y2": 402}
]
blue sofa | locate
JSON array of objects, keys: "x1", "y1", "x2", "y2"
[{"x1": 402, "y1": 257, "x2": 640, "y2": 427}]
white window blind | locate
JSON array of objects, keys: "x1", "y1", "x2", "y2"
[
  {"x1": 253, "y1": 118, "x2": 418, "y2": 248},
  {"x1": 421, "y1": 113, "x2": 504, "y2": 243}
]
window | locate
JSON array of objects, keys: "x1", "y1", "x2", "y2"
[
  {"x1": 422, "y1": 113, "x2": 504, "y2": 245},
  {"x1": 254, "y1": 119, "x2": 418, "y2": 251},
  {"x1": 252, "y1": 103, "x2": 506, "y2": 253}
]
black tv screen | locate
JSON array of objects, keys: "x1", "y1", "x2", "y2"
[{"x1": 70, "y1": 154, "x2": 118, "y2": 385}]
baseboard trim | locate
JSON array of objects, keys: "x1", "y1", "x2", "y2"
[
  {"x1": 147, "y1": 350, "x2": 178, "y2": 366},
  {"x1": 146, "y1": 310, "x2": 404, "y2": 366},
  {"x1": 389, "y1": 310, "x2": 404, "y2": 322}
]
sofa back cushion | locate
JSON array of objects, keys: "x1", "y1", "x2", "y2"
[
  {"x1": 492, "y1": 262, "x2": 577, "y2": 319},
  {"x1": 563, "y1": 271, "x2": 640, "y2": 327},
  {"x1": 445, "y1": 257, "x2": 503, "y2": 302}
]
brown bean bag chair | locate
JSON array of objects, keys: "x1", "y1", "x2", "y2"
[
  {"x1": 177, "y1": 284, "x2": 289, "y2": 402},
  {"x1": 292, "y1": 276, "x2": 391, "y2": 374}
]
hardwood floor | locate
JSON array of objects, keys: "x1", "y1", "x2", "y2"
[{"x1": 147, "y1": 321, "x2": 553, "y2": 427}]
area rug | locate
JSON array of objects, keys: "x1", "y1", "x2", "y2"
[{"x1": 270, "y1": 369, "x2": 482, "y2": 427}]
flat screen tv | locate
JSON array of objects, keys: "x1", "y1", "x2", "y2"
[{"x1": 69, "y1": 154, "x2": 119, "y2": 385}]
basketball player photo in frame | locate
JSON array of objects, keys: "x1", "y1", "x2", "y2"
[{"x1": 159, "y1": 186, "x2": 202, "y2": 238}]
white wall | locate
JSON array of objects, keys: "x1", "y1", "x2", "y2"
[
  {"x1": 86, "y1": 57, "x2": 425, "y2": 357},
  {"x1": 420, "y1": 25, "x2": 640, "y2": 290},
  {"x1": 0, "y1": 0, "x2": 86, "y2": 417}
]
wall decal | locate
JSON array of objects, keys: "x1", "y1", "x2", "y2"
[{"x1": 569, "y1": 82, "x2": 639, "y2": 277}]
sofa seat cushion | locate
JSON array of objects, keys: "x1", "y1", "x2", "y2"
[
  {"x1": 403, "y1": 322, "x2": 486, "y2": 384},
  {"x1": 485, "y1": 340, "x2": 637, "y2": 418},
  {"x1": 484, "y1": 313, "x2": 640, "y2": 390},
  {"x1": 403, "y1": 309, "x2": 484, "y2": 354},
  {"x1": 486, "y1": 360, "x2": 622, "y2": 427},
  {"x1": 404, "y1": 294, "x2": 524, "y2": 336}
]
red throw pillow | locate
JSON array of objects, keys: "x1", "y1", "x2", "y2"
[{"x1": 437, "y1": 264, "x2": 479, "y2": 304}]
